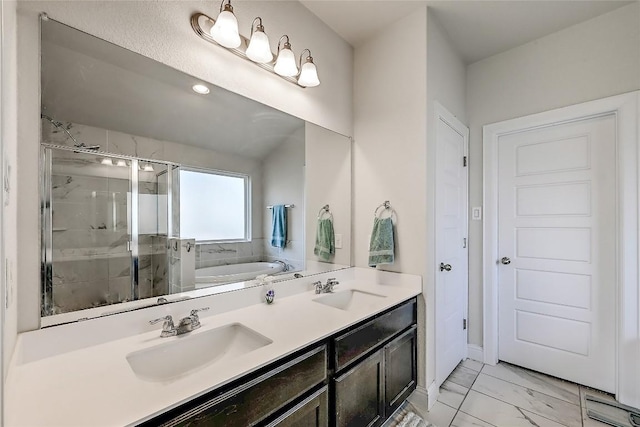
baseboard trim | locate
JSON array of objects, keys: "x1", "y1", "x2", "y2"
[
  {"x1": 468, "y1": 344, "x2": 484, "y2": 363},
  {"x1": 426, "y1": 382, "x2": 438, "y2": 409}
]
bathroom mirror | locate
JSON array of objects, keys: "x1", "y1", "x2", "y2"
[{"x1": 40, "y1": 18, "x2": 352, "y2": 325}]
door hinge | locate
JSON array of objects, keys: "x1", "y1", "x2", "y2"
[
  {"x1": 463, "y1": 238, "x2": 467, "y2": 248},
  {"x1": 463, "y1": 319, "x2": 467, "y2": 330},
  {"x1": 463, "y1": 156, "x2": 467, "y2": 167}
]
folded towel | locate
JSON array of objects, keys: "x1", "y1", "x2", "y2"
[
  {"x1": 368, "y1": 217, "x2": 394, "y2": 267},
  {"x1": 314, "y1": 218, "x2": 335, "y2": 261},
  {"x1": 270, "y1": 205, "x2": 287, "y2": 248}
]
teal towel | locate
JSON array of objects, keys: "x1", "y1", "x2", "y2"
[
  {"x1": 314, "y1": 218, "x2": 335, "y2": 261},
  {"x1": 368, "y1": 217, "x2": 394, "y2": 267},
  {"x1": 271, "y1": 205, "x2": 287, "y2": 248}
]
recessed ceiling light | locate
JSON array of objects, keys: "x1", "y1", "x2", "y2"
[{"x1": 192, "y1": 84, "x2": 210, "y2": 95}]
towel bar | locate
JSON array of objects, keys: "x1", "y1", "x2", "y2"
[{"x1": 267, "y1": 204, "x2": 295, "y2": 209}]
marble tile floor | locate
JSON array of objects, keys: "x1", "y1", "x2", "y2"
[{"x1": 408, "y1": 359, "x2": 617, "y2": 427}]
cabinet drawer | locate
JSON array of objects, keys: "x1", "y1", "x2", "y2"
[
  {"x1": 156, "y1": 345, "x2": 327, "y2": 427},
  {"x1": 334, "y1": 298, "x2": 416, "y2": 370},
  {"x1": 265, "y1": 386, "x2": 329, "y2": 427}
]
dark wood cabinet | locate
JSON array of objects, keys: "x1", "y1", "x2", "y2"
[
  {"x1": 384, "y1": 326, "x2": 417, "y2": 416},
  {"x1": 335, "y1": 350, "x2": 384, "y2": 427},
  {"x1": 266, "y1": 386, "x2": 329, "y2": 427},
  {"x1": 141, "y1": 297, "x2": 417, "y2": 427}
]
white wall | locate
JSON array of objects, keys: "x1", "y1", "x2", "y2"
[
  {"x1": 12, "y1": 1, "x2": 353, "y2": 344},
  {"x1": 466, "y1": 2, "x2": 640, "y2": 347},
  {"x1": 425, "y1": 9, "x2": 467, "y2": 390},
  {"x1": 353, "y1": 7, "x2": 428, "y2": 386},
  {"x1": 305, "y1": 123, "x2": 351, "y2": 267},
  {"x1": 263, "y1": 128, "x2": 306, "y2": 270},
  {"x1": 2, "y1": 0, "x2": 18, "y2": 384}
]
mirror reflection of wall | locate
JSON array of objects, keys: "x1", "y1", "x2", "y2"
[{"x1": 40, "y1": 19, "x2": 351, "y2": 324}]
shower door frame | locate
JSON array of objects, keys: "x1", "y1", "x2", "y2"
[{"x1": 40, "y1": 143, "x2": 179, "y2": 318}]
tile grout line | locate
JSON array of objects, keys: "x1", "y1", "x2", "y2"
[
  {"x1": 470, "y1": 388, "x2": 576, "y2": 427},
  {"x1": 480, "y1": 368, "x2": 582, "y2": 407},
  {"x1": 447, "y1": 362, "x2": 483, "y2": 427}
]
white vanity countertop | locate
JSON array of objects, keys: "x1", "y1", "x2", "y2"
[{"x1": 5, "y1": 268, "x2": 421, "y2": 427}]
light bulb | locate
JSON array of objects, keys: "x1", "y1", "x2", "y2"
[
  {"x1": 274, "y1": 47, "x2": 298, "y2": 77},
  {"x1": 246, "y1": 28, "x2": 273, "y2": 64},
  {"x1": 298, "y1": 59, "x2": 320, "y2": 87},
  {"x1": 210, "y1": 3, "x2": 241, "y2": 49}
]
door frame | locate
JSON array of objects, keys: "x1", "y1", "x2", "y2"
[
  {"x1": 434, "y1": 102, "x2": 469, "y2": 387},
  {"x1": 482, "y1": 91, "x2": 639, "y2": 407}
]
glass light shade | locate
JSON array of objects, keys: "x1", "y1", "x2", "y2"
[
  {"x1": 210, "y1": 9, "x2": 241, "y2": 48},
  {"x1": 116, "y1": 159, "x2": 127, "y2": 167},
  {"x1": 274, "y1": 48, "x2": 298, "y2": 77},
  {"x1": 246, "y1": 30, "x2": 273, "y2": 63},
  {"x1": 143, "y1": 164, "x2": 155, "y2": 172},
  {"x1": 101, "y1": 158, "x2": 113, "y2": 166},
  {"x1": 298, "y1": 61, "x2": 320, "y2": 87}
]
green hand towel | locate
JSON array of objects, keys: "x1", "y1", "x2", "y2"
[
  {"x1": 314, "y1": 218, "x2": 335, "y2": 261},
  {"x1": 368, "y1": 217, "x2": 394, "y2": 267}
]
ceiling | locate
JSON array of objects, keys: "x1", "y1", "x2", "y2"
[
  {"x1": 300, "y1": 0, "x2": 633, "y2": 64},
  {"x1": 41, "y1": 20, "x2": 304, "y2": 160}
]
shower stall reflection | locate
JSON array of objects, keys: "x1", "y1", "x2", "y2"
[{"x1": 41, "y1": 147, "x2": 175, "y2": 315}]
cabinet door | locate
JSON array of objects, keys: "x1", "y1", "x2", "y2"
[
  {"x1": 334, "y1": 350, "x2": 384, "y2": 427},
  {"x1": 384, "y1": 326, "x2": 417, "y2": 417},
  {"x1": 265, "y1": 386, "x2": 328, "y2": 427}
]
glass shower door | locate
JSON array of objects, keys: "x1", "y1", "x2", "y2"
[{"x1": 42, "y1": 148, "x2": 134, "y2": 315}]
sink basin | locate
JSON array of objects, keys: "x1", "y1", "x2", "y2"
[
  {"x1": 127, "y1": 323, "x2": 272, "y2": 382},
  {"x1": 313, "y1": 289, "x2": 386, "y2": 311}
]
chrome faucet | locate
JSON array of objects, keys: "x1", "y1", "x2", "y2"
[
  {"x1": 149, "y1": 307, "x2": 209, "y2": 337},
  {"x1": 314, "y1": 278, "x2": 339, "y2": 294},
  {"x1": 177, "y1": 307, "x2": 209, "y2": 334},
  {"x1": 149, "y1": 315, "x2": 177, "y2": 337}
]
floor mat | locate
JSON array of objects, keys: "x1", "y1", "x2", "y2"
[
  {"x1": 586, "y1": 395, "x2": 640, "y2": 427},
  {"x1": 384, "y1": 402, "x2": 434, "y2": 427}
]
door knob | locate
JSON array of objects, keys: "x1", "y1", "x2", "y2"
[
  {"x1": 440, "y1": 262, "x2": 452, "y2": 272},
  {"x1": 501, "y1": 257, "x2": 511, "y2": 265}
]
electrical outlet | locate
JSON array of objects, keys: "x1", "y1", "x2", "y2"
[
  {"x1": 335, "y1": 234, "x2": 343, "y2": 249},
  {"x1": 472, "y1": 207, "x2": 482, "y2": 220}
]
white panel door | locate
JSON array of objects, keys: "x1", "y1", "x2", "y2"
[
  {"x1": 497, "y1": 114, "x2": 616, "y2": 392},
  {"x1": 435, "y1": 109, "x2": 469, "y2": 386}
]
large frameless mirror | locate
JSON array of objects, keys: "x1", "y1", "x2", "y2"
[{"x1": 40, "y1": 18, "x2": 352, "y2": 325}]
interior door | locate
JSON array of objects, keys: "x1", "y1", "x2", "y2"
[
  {"x1": 435, "y1": 107, "x2": 469, "y2": 386},
  {"x1": 497, "y1": 114, "x2": 616, "y2": 392}
]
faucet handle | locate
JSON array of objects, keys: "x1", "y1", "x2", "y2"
[
  {"x1": 190, "y1": 307, "x2": 210, "y2": 317},
  {"x1": 190, "y1": 307, "x2": 209, "y2": 328},
  {"x1": 312, "y1": 281, "x2": 323, "y2": 294},
  {"x1": 149, "y1": 315, "x2": 177, "y2": 337},
  {"x1": 150, "y1": 315, "x2": 173, "y2": 325}
]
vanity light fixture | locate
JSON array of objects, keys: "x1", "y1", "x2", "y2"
[
  {"x1": 191, "y1": 8, "x2": 320, "y2": 87},
  {"x1": 297, "y1": 49, "x2": 320, "y2": 87},
  {"x1": 210, "y1": 0, "x2": 241, "y2": 48},
  {"x1": 245, "y1": 17, "x2": 273, "y2": 64},
  {"x1": 142, "y1": 164, "x2": 155, "y2": 172},
  {"x1": 274, "y1": 35, "x2": 298, "y2": 77},
  {"x1": 116, "y1": 159, "x2": 128, "y2": 167},
  {"x1": 101, "y1": 158, "x2": 113, "y2": 166},
  {"x1": 192, "y1": 84, "x2": 210, "y2": 94}
]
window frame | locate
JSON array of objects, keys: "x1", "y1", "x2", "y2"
[{"x1": 179, "y1": 166, "x2": 252, "y2": 244}]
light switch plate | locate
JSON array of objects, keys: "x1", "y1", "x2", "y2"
[
  {"x1": 335, "y1": 234, "x2": 343, "y2": 249},
  {"x1": 472, "y1": 207, "x2": 482, "y2": 220}
]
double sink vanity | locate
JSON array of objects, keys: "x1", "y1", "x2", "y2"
[{"x1": 6, "y1": 268, "x2": 421, "y2": 426}]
